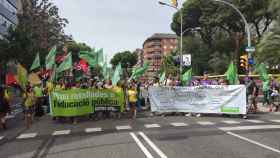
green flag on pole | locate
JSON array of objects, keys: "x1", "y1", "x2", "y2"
[
  {"x1": 130, "y1": 62, "x2": 150, "y2": 80},
  {"x1": 225, "y1": 61, "x2": 238, "y2": 85},
  {"x1": 159, "y1": 72, "x2": 166, "y2": 84},
  {"x1": 96, "y1": 48, "x2": 104, "y2": 66},
  {"x1": 112, "y1": 63, "x2": 122, "y2": 86},
  {"x1": 79, "y1": 51, "x2": 98, "y2": 67},
  {"x1": 45, "y1": 46, "x2": 57, "y2": 70},
  {"x1": 57, "y1": 53, "x2": 72, "y2": 73},
  {"x1": 102, "y1": 56, "x2": 110, "y2": 80},
  {"x1": 181, "y1": 68, "x2": 192, "y2": 86},
  {"x1": 256, "y1": 63, "x2": 269, "y2": 82},
  {"x1": 30, "y1": 53, "x2": 40, "y2": 71}
]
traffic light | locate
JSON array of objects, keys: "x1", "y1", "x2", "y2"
[{"x1": 240, "y1": 54, "x2": 248, "y2": 70}]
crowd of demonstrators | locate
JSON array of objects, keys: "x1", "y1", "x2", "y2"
[{"x1": 0, "y1": 86, "x2": 9, "y2": 130}]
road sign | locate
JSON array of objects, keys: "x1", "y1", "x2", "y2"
[
  {"x1": 183, "y1": 54, "x2": 191, "y2": 66},
  {"x1": 248, "y1": 58, "x2": 254, "y2": 65},
  {"x1": 245, "y1": 47, "x2": 256, "y2": 52}
]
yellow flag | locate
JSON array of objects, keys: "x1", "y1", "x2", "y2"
[
  {"x1": 171, "y1": 0, "x2": 178, "y2": 7},
  {"x1": 16, "y1": 64, "x2": 28, "y2": 90},
  {"x1": 28, "y1": 73, "x2": 41, "y2": 85}
]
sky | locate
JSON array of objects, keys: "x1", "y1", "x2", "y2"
[{"x1": 52, "y1": 0, "x2": 176, "y2": 60}]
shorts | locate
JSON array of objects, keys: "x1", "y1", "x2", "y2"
[{"x1": 25, "y1": 106, "x2": 34, "y2": 114}]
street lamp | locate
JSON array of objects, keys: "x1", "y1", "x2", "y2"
[
  {"x1": 159, "y1": 0, "x2": 253, "y2": 74},
  {"x1": 158, "y1": 1, "x2": 184, "y2": 75}
]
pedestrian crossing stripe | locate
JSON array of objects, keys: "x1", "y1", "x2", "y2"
[
  {"x1": 222, "y1": 120, "x2": 240, "y2": 124},
  {"x1": 85, "y1": 128, "x2": 102, "y2": 133},
  {"x1": 116, "y1": 125, "x2": 132, "y2": 130},
  {"x1": 145, "y1": 124, "x2": 161, "y2": 128},
  {"x1": 197, "y1": 121, "x2": 215, "y2": 125},
  {"x1": 171, "y1": 122, "x2": 188, "y2": 127},
  {"x1": 246, "y1": 120, "x2": 264, "y2": 123},
  {"x1": 270, "y1": 120, "x2": 280, "y2": 123},
  {"x1": 52, "y1": 130, "x2": 71, "y2": 136},
  {"x1": 17, "y1": 133, "x2": 37, "y2": 139}
]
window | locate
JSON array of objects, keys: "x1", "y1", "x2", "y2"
[
  {"x1": 1, "y1": 0, "x2": 17, "y2": 14},
  {"x1": 0, "y1": 14, "x2": 14, "y2": 28}
]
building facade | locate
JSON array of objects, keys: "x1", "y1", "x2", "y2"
[
  {"x1": 0, "y1": 0, "x2": 18, "y2": 39},
  {"x1": 143, "y1": 33, "x2": 177, "y2": 80}
]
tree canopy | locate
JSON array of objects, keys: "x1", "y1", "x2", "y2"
[{"x1": 110, "y1": 51, "x2": 138, "y2": 69}]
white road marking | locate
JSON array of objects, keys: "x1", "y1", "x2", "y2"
[
  {"x1": 139, "y1": 132, "x2": 168, "y2": 158},
  {"x1": 227, "y1": 131, "x2": 280, "y2": 154},
  {"x1": 171, "y1": 122, "x2": 188, "y2": 127},
  {"x1": 222, "y1": 120, "x2": 240, "y2": 124},
  {"x1": 219, "y1": 125, "x2": 280, "y2": 131},
  {"x1": 270, "y1": 120, "x2": 280, "y2": 123},
  {"x1": 0, "y1": 136, "x2": 4, "y2": 140},
  {"x1": 130, "y1": 132, "x2": 154, "y2": 158},
  {"x1": 246, "y1": 120, "x2": 265, "y2": 123},
  {"x1": 52, "y1": 130, "x2": 71, "y2": 136},
  {"x1": 145, "y1": 124, "x2": 161, "y2": 128},
  {"x1": 116, "y1": 125, "x2": 132, "y2": 130},
  {"x1": 85, "y1": 128, "x2": 102, "y2": 133},
  {"x1": 17, "y1": 133, "x2": 37, "y2": 139},
  {"x1": 197, "y1": 121, "x2": 215, "y2": 125}
]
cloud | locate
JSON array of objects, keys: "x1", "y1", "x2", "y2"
[{"x1": 53, "y1": 0, "x2": 175, "y2": 60}]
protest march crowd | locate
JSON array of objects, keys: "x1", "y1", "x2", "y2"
[{"x1": 0, "y1": 46, "x2": 280, "y2": 130}]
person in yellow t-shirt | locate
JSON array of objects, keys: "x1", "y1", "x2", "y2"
[
  {"x1": 24, "y1": 87, "x2": 35, "y2": 129},
  {"x1": 128, "y1": 83, "x2": 137, "y2": 119}
]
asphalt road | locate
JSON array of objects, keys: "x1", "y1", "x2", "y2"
[{"x1": 1, "y1": 113, "x2": 280, "y2": 158}]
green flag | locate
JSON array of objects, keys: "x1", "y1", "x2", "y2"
[
  {"x1": 181, "y1": 68, "x2": 192, "y2": 86},
  {"x1": 96, "y1": 48, "x2": 104, "y2": 66},
  {"x1": 131, "y1": 62, "x2": 150, "y2": 80},
  {"x1": 30, "y1": 53, "x2": 40, "y2": 71},
  {"x1": 79, "y1": 51, "x2": 98, "y2": 67},
  {"x1": 225, "y1": 62, "x2": 238, "y2": 85},
  {"x1": 45, "y1": 46, "x2": 57, "y2": 70},
  {"x1": 50, "y1": 64, "x2": 57, "y2": 83},
  {"x1": 159, "y1": 72, "x2": 166, "y2": 84},
  {"x1": 256, "y1": 63, "x2": 269, "y2": 82},
  {"x1": 57, "y1": 53, "x2": 72, "y2": 73},
  {"x1": 102, "y1": 56, "x2": 110, "y2": 80},
  {"x1": 112, "y1": 63, "x2": 122, "y2": 86}
]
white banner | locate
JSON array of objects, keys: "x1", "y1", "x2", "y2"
[{"x1": 149, "y1": 85, "x2": 246, "y2": 114}]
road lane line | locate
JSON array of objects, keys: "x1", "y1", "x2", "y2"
[
  {"x1": 145, "y1": 124, "x2": 161, "y2": 128},
  {"x1": 139, "y1": 132, "x2": 168, "y2": 158},
  {"x1": 222, "y1": 120, "x2": 240, "y2": 124},
  {"x1": 0, "y1": 136, "x2": 3, "y2": 140},
  {"x1": 270, "y1": 120, "x2": 280, "y2": 123},
  {"x1": 246, "y1": 120, "x2": 265, "y2": 123},
  {"x1": 227, "y1": 131, "x2": 280, "y2": 154},
  {"x1": 219, "y1": 125, "x2": 280, "y2": 131},
  {"x1": 170, "y1": 122, "x2": 188, "y2": 127},
  {"x1": 85, "y1": 128, "x2": 102, "y2": 133},
  {"x1": 116, "y1": 125, "x2": 132, "y2": 130},
  {"x1": 52, "y1": 130, "x2": 71, "y2": 136},
  {"x1": 197, "y1": 121, "x2": 215, "y2": 125},
  {"x1": 17, "y1": 133, "x2": 37, "y2": 139},
  {"x1": 130, "y1": 132, "x2": 154, "y2": 158}
]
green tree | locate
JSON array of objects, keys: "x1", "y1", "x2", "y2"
[
  {"x1": 110, "y1": 51, "x2": 137, "y2": 69},
  {"x1": 66, "y1": 41, "x2": 92, "y2": 62},
  {"x1": 256, "y1": 0, "x2": 280, "y2": 72}
]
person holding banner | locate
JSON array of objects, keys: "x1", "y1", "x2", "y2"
[
  {"x1": 128, "y1": 81, "x2": 137, "y2": 119},
  {"x1": 23, "y1": 86, "x2": 35, "y2": 129},
  {"x1": 0, "y1": 86, "x2": 9, "y2": 130}
]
